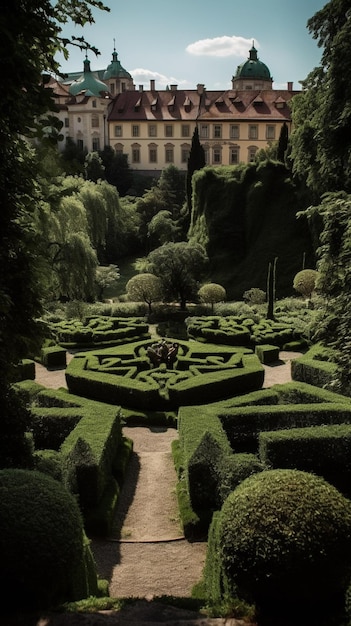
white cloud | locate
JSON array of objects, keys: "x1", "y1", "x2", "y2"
[
  {"x1": 186, "y1": 35, "x2": 258, "y2": 58},
  {"x1": 131, "y1": 68, "x2": 189, "y2": 88}
]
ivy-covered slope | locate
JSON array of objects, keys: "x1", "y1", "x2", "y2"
[{"x1": 188, "y1": 161, "x2": 315, "y2": 300}]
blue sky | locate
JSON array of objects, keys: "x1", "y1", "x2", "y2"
[{"x1": 56, "y1": 0, "x2": 327, "y2": 91}]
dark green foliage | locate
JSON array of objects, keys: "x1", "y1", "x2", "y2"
[
  {"x1": 0, "y1": 383, "x2": 33, "y2": 469},
  {"x1": 220, "y1": 403, "x2": 351, "y2": 453},
  {"x1": 186, "y1": 126, "x2": 206, "y2": 217},
  {"x1": 255, "y1": 344, "x2": 279, "y2": 364},
  {"x1": 48, "y1": 315, "x2": 150, "y2": 349},
  {"x1": 84, "y1": 476, "x2": 120, "y2": 536},
  {"x1": 31, "y1": 408, "x2": 82, "y2": 450},
  {"x1": 65, "y1": 340, "x2": 263, "y2": 410},
  {"x1": 41, "y1": 345, "x2": 67, "y2": 368},
  {"x1": 0, "y1": 469, "x2": 98, "y2": 610},
  {"x1": 277, "y1": 121, "x2": 289, "y2": 163},
  {"x1": 189, "y1": 162, "x2": 314, "y2": 299},
  {"x1": 33, "y1": 449, "x2": 63, "y2": 481},
  {"x1": 214, "y1": 470, "x2": 351, "y2": 618},
  {"x1": 259, "y1": 423, "x2": 351, "y2": 496},
  {"x1": 266, "y1": 257, "x2": 277, "y2": 320},
  {"x1": 218, "y1": 453, "x2": 265, "y2": 504},
  {"x1": 291, "y1": 343, "x2": 338, "y2": 388},
  {"x1": 15, "y1": 359, "x2": 36, "y2": 381}
]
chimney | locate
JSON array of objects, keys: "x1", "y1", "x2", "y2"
[
  {"x1": 150, "y1": 79, "x2": 155, "y2": 91},
  {"x1": 197, "y1": 83, "x2": 205, "y2": 95},
  {"x1": 287, "y1": 81, "x2": 293, "y2": 91},
  {"x1": 170, "y1": 84, "x2": 178, "y2": 91},
  {"x1": 139, "y1": 84, "x2": 143, "y2": 91}
]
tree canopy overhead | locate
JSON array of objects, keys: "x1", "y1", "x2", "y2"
[
  {"x1": 290, "y1": 0, "x2": 351, "y2": 196},
  {"x1": 0, "y1": 0, "x2": 108, "y2": 380}
]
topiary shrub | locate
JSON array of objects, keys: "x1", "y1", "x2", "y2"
[
  {"x1": 0, "y1": 469, "x2": 99, "y2": 611},
  {"x1": 213, "y1": 469, "x2": 351, "y2": 619}
]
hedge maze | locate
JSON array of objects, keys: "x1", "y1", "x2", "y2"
[
  {"x1": 175, "y1": 381, "x2": 351, "y2": 538},
  {"x1": 65, "y1": 339, "x2": 265, "y2": 410},
  {"x1": 14, "y1": 380, "x2": 131, "y2": 537},
  {"x1": 48, "y1": 316, "x2": 150, "y2": 349},
  {"x1": 186, "y1": 313, "x2": 309, "y2": 349}
]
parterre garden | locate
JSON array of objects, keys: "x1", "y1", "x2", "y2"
[{"x1": 12, "y1": 309, "x2": 351, "y2": 623}]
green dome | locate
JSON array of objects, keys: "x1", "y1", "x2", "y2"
[
  {"x1": 69, "y1": 57, "x2": 109, "y2": 97},
  {"x1": 103, "y1": 48, "x2": 132, "y2": 80},
  {"x1": 235, "y1": 45, "x2": 272, "y2": 81}
]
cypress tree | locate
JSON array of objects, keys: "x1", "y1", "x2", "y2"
[
  {"x1": 277, "y1": 121, "x2": 289, "y2": 163},
  {"x1": 186, "y1": 126, "x2": 206, "y2": 216}
]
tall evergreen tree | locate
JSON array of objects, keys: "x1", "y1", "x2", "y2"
[
  {"x1": 185, "y1": 126, "x2": 206, "y2": 226},
  {"x1": 277, "y1": 122, "x2": 289, "y2": 163}
]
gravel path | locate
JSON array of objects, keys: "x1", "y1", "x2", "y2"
[{"x1": 33, "y1": 348, "x2": 300, "y2": 606}]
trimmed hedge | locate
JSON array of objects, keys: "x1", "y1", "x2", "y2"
[
  {"x1": 255, "y1": 344, "x2": 279, "y2": 364},
  {"x1": 41, "y1": 345, "x2": 67, "y2": 368},
  {"x1": 291, "y1": 343, "x2": 338, "y2": 388},
  {"x1": 259, "y1": 423, "x2": 351, "y2": 496},
  {"x1": 209, "y1": 470, "x2": 351, "y2": 619},
  {"x1": 0, "y1": 469, "x2": 98, "y2": 610},
  {"x1": 65, "y1": 340, "x2": 264, "y2": 410},
  {"x1": 48, "y1": 316, "x2": 150, "y2": 349},
  {"x1": 219, "y1": 403, "x2": 351, "y2": 453}
]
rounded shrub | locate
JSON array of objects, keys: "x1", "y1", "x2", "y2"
[
  {"x1": 0, "y1": 469, "x2": 98, "y2": 610},
  {"x1": 217, "y1": 469, "x2": 351, "y2": 615}
]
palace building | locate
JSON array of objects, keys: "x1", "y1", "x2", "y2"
[{"x1": 50, "y1": 43, "x2": 298, "y2": 175}]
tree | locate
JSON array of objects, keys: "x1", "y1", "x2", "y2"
[
  {"x1": 126, "y1": 273, "x2": 163, "y2": 315},
  {"x1": 290, "y1": 0, "x2": 351, "y2": 196},
  {"x1": 147, "y1": 210, "x2": 180, "y2": 247},
  {"x1": 147, "y1": 242, "x2": 208, "y2": 310},
  {"x1": 84, "y1": 151, "x2": 105, "y2": 182},
  {"x1": 277, "y1": 121, "x2": 289, "y2": 163},
  {"x1": 293, "y1": 269, "x2": 319, "y2": 299},
  {"x1": 186, "y1": 126, "x2": 206, "y2": 225},
  {"x1": 95, "y1": 264, "x2": 120, "y2": 301},
  {"x1": 0, "y1": 0, "x2": 109, "y2": 463},
  {"x1": 99, "y1": 146, "x2": 133, "y2": 196},
  {"x1": 198, "y1": 283, "x2": 226, "y2": 313},
  {"x1": 303, "y1": 192, "x2": 351, "y2": 394}
]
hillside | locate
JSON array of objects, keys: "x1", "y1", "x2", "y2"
[{"x1": 188, "y1": 161, "x2": 315, "y2": 300}]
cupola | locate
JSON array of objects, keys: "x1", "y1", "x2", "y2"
[
  {"x1": 232, "y1": 44, "x2": 273, "y2": 90},
  {"x1": 69, "y1": 56, "x2": 110, "y2": 97}
]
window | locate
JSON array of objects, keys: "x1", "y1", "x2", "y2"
[
  {"x1": 122, "y1": 82, "x2": 126, "y2": 92},
  {"x1": 132, "y1": 147, "x2": 140, "y2": 163},
  {"x1": 114, "y1": 125, "x2": 122, "y2": 137},
  {"x1": 92, "y1": 137, "x2": 100, "y2": 151},
  {"x1": 230, "y1": 124, "x2": 239, "y2": 139},
  {"x1": 230, "y1": 146, "x2": 240, "y2": 164},
  {"x1": 149, "y1": 147, "x2": 157, "y2": 163},
  {"x1": 165, "y1": 149, "x2": 173, "y2": 163},
  {"x1": 181, "y1": 145, "x2": 190, "y2": 163},
  {"x1": 149, "y1": 124, "x2": 157, "y2": 137},
  {"x1": 249, "y1": 125, "x2": 258, "y2": 140},
  {"x1": 200, "y1": 124, "x2": 209, "y2": 139},
  {"x1": 266, "y1": 125, "x2": 276, "y2": 140},
  {"x1": 213, "y1": 125, "x2": 222, "y2": 139},
  {"x1": 114, "y1": 143, "x2": 124, "y2": 156},
  {"x1": 77, "y1": 139, "x2": 84, "y2": 150},
  {"x1": 181, "y1": 124, "x2": 190, "y2": 138},
  {"x1": 165, "y1": 124, "x2": 173, "y2": 138},
  {"x1": 91, "y1": 115, "x2": 99, "y2": 128},
  {"x1": 212, "y1": 147, "x2": 222, "y2": 164},
  {"x1": 64, "y1": 118, "x2": 69, "y2": 128},
  {"x1": 132, "y1": 125, "x2": 140, "y2": 137},
  {"x1": 92, "y1": 100, "x2": 97, "y2": 108},
  {"x1": 204, "y1": 146, "x2": 210, "y2": 164},
  {"x1": 110, "y1": 83, "x2": 115, "y2": 95},
  {"x1": 248, "y1": 146, "x2": 258, "y2": 162}
]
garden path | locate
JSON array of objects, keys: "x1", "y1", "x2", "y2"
[{"x1": 33, "y1": 348, "x2": 300, "y2": 625}]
